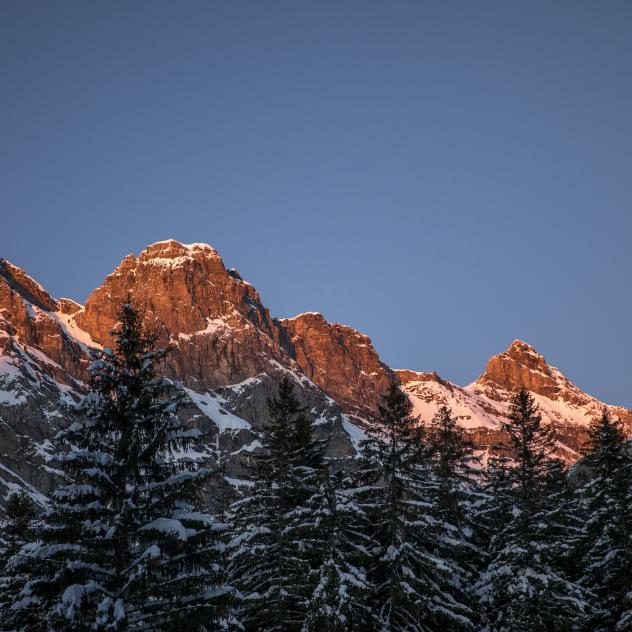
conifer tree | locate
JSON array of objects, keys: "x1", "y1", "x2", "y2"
[
  {"x1": 425, "y1": 406, "x2": 487, "y2": 623},
  {"x1": 426, "y1": 405, "x2": 480, "y2": 511},
  {"x1": 228, "y1": 376, "x2": 325, "y2": 631},
  {"x1": 477, "y1": 388, "x2": 590, "y2": 631},
  {"x1": 575, "y1": 409, "x2": 632, "y2": 631},
  {"x1": 302, "y1": 469, "x2": 377, "y2": 632},
  {"x1": 9, "y1": 300, "x2": 230, "y2": 631},
  {"x1": 359, "y1": 383, "x2": 475, "y2": 631},
  {"x1": 0, "y1": 491, "x2": 39, "y2": 632}
]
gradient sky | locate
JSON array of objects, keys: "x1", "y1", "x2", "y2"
[{"x1": 1, "y1": 1, "x2": 631, "y2": 406}]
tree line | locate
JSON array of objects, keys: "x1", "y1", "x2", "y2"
[{"x1": 1, "y1": 302, "x2": 631, "y2": 631}]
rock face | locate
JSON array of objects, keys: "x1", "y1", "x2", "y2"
[
  {"x1": 471, "y1": 340, "x2": 632, "y2": 429},
  {"x1": 281, "y1": 312, "x2": 393, "y2": 421},
  {"x1": 75, "y1": 241, "x2": 292, "y2": 388},
  {"x1": 0, "y1": 244, "x2": 363, "y2": 510},
  {"x1": 0, "y1": 259, "x2": 87, "y2": 385},
  {"x1": 478, "y1": 340, "x2": 589, "y2": 403},
  {"x1": 0, "y1": 260, "x2": 87, "y2": 505},
  {"x1": 73, "y1": 241, "x2": 392, "y2": 421},
  {"x1": 1, "y1": 240, "x2": 631, "y2": 510},
  {"x1": 397, "y1": 340, "x2": 632, "y2": 461}
]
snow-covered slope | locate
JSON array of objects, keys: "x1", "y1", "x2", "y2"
[{"x1": 398, "y1": 340, "x2": 632, "y2": 461}]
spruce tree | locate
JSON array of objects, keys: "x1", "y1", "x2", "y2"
[
  {"x1": 477, "y1": 388, "x2": 590, "y2": 631},
  {"x1": 0, "y1": 491, "x2": 39, "y2": 632},
  {"x1": 425, "y1": 406, "x2": 487, "y2": 625},
  {"x1": 359, "y1": 383, "x2": 475, "y2": 631},
  {"x1": 9, "y1": 300, "x2": 230, "y2": 631},
  {"x1": 228, "y1": 376, "x2": 325, "y2": 631},
  {"x1": 575, "y1": 409, "x2": 632, "y2": 631},
  {"x1": 302, "y1": 469, "x2": 377, "y2": 632}
]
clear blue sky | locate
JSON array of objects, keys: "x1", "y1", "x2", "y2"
[{"x1": 1, "y1": 1, "x2": 631, "y2": 406}]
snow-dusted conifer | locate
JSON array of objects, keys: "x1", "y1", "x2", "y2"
[
  {"x1": 359, "y1": 383, "x2": 475, "y2": 631},
  {"x1": 575, "y1": 409, "x2": 632, "y2": 631},
  {"x1": 477, "y1": 388, "x2": 590, "y2": 631},
  {"x1": 10, "y1": 300, "x2": 230, "y2": 631},
  {"x1": 425, "y1": 405, "x2": 487, "y2": 624},
  {"x1": 0, "y1": 491, "x2": 39, "y2": 631},
  {"x1": 302, "y1": 469, "x2": 377, "y2": 632},
  {"x1": 228, "y1": 376, "x2": 325, "y2": 631}
]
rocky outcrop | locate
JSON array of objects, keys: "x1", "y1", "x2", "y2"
[
  {"x1": 477, "y1": 340, "x2": 587, "y2": 403},
  {"x1": 75, "y1": 240, "x2": 293, "y2": 389},
  {"x1": 0, "y1": 260, "x2": 88, "y2": 384},
  {"x1": 396, "y1": 370, "x2": 454, "y2": 391},
  {"x1": 280, "y1": 312, "x2": 394, "y2": 421},
  {"x1": 398, "y1": 340, "x2": 632, "y2": 461},
  {"x1": 0, "y1": 259, "x2": 58, "y2": 312},
  {"x1": 471, "y1": 339, "x2": 632, "y2": 429},
  {"x1": 0, "y1": 262, "x2": 91, "y2": 509}
]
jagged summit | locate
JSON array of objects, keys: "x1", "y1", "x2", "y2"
[
  {"x1": 282, "y1": 311, "x2": 393, "y2": 420},
  {"x1": 475, "y1": 338, "x2": 573, "y2": 400},
  {"x1": 73, "y1": 240, "x2": 288, "y2": 388},
  {"x1": 0, "y1": 258, "x2": 58, "y2": 312},
  {"x1": 508, "y1": 338, "x2": 539, "y2": 353},
  {"x1": 138, "y1": 239, "x2": 221, "y2": 265},
  {"x1": 280, "y1": 311, "x2": 325, "y2": 322}
]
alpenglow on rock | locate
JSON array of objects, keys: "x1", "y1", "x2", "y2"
[{"x1": 0, "y1": 240, "x2": 629, "y2": 510}]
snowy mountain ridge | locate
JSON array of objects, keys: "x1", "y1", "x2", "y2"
[{"x1": 0, "y1": 240, "x2": 629, "y2": 509}]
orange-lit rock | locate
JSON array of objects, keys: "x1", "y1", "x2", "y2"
[{"x1": 280, "y1": 312, "x2": 394, "y2": 421}]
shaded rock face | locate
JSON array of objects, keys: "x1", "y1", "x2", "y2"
[
  {"x1": 280, "y1": 312, "x2": 394, "y2": 421},
  {"x1": 75, "y1": 241, "x2": 293, "y2": 389}
]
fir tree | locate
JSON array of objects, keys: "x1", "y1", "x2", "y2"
[
  {"x1": 425, "y1": 406, "x2": 486, "y2": 625},
  {"x1": 359, "y1": 383, "x2": 475, "y2": 631},
  {"x1": 302, "y1": 470, "x2": 377, "y2": 632},
  {"x1": 426, "y1": 405, "x2": 480, "y2": 511},
  {"x1": 228, "y1": 376, "x2": 325, "y2": 631},
  {"x1": 477, "y1": 388, "x2": 590, "y2": 631},
  {"x1": 0, "y1": 491, "x2": 39, "y2": 632},
  {"x1": 575, "y1": 409, "x2": 632, "y2": 631},
  {"x1": 9, "y1": 300, "x2": 230, "y2": 631}
]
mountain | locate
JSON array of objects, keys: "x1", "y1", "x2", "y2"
[
  {"x1": 0, "y1": 242, "x2": 361, "y2": 509},
  {"x1": 280, "y1": 311, "x2": 394, "y2": 422},
  {"x1": 398, "y1": 340, "x2": 632, "y2": 461},
  {"x1": 1, "y1": 240, "x2": 629, "y2": 509}
]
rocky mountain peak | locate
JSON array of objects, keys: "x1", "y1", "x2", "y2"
[
  {"x1": 473, "y1": 339, "x2": 594, "y2": 410},
  {"x1": 476, "y1": 339, "x2": 563, "y2": 398},
  {"x1": 281, "y1": 312, "x2": 393, "y2": 420},
  {"x1": 508, "y1": 338, "x2": 539, "y2": 355},
  {"x1": 0, "y1": 259, "x2": 58, "y2": 313},
  {"x1": 74, "y1": 240, "x2": 290, "y2": 388},
  {"x1": 395, "y1": 369, "x2": 453, "y2": 390},
  {"x1": 0, "y1": 259, "x2": 87, "y2": 390},
  {"x1": 2, "y1": 243, "x2": 632, "y2": 509},
  {"x1": 137, "y1": 240, "x2": 221, "y2": 265}
]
